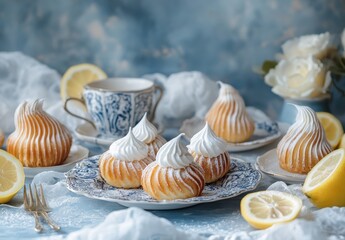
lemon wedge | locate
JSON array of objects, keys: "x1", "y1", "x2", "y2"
[
  {"x1": 240, "y1": 191, "x2": 302, "y2": 229},
  {"x1": 60, "y1": 63, "x2": 107, "y2": 101},
  {"x1": 316, "y1": 112, "x2": 344, "y2": 149},
  {"x1": 303, "y1": 149, "x2": 345, "y2": 208},
  {"x1": 0, "y1": 150, "x2": 25, "y2": 203}
]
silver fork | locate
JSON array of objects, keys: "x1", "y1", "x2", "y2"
[
  {"x1": 33, "y1": 184, "x2": 61, "y2": 231},
  {"x1": 23, "y1": 185, "x2": 44, "y2": 233}
]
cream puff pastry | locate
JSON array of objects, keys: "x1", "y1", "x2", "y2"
[
  {"x1": 205, "y1": 82, "x2": 255, "y2": 143},
  {"x1": 7, "y1": 99, "x2": 72, "y2": 167},
  {"x1": 132, "y1": 113, "x2": 166, "y2": 158},
  {"x1": 188, "y1": 123, "x2": 231, "y2": 183},
  {"x1": 277, "y1": 105, "x2": 332, "y2": 173},
  {"x1": 99, "y1": 128, "x2": 153, "y2": 188},
  {"x1": 141, "y1": 134, "x2": 205, "y2": 200}
]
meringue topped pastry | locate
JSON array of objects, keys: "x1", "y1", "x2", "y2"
[
  {"x1": 188, "y1": 123, "x2": 231, "y2": 183},
  {"x1": 132, "y1": 113, "x2": 166, "y2": 158},
  {"x1": 99, "y1": 128, "x2": 153, "y2": 188},
  {"x1": 277, "y1": 105, "x2": 332, "y2": 173},
  {"x1": 205, "y1": 81, "x2": 255, "y2": 143},
  {"x1": 141, "y1": 134, "x2": 205, "y2": 200},
  {"x1": 7, "y1": 99, "x2": 72, "y2": 167}
]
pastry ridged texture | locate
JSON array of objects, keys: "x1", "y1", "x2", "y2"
[
  {"x1": 141, "y1": 162, "x2": 205, "y2": 200},
  {"x1": 205, "y1": 82, "x2": 255, "y2": 143},
  {"x1": 99, "y1": 152, "x2": 153, "y2": 188},
  {"x1": 7, "y1": 99, "x2": 72, "y2": 167},
  {"x1": 192, "y1": 151, "x2": 231, "y2": 183},
  {"x1": 277, "y1": 105, "x2": 332, "y2": 173},
  {"x1": 147, "y1": 135, "x2": 167, "y2": 158}
]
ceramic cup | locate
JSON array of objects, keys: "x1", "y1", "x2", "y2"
[
  {"x1": 279, "y1": 95, "x2": 330, "y2": 124},
  {"x1": 64, "y1": 78, "x2": 163, "y2": 138}
]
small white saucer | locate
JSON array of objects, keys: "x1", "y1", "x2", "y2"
[
  {"x1": 256, "y1": 149, "x2": 306, "y2": 184},
  {"x1": 75, "y1": 122, "x2": 164, "y2": 147},
  {"x1": 75, "y1": 123, "x2": 116, "y2": 146},
  {"x1": 180, "y1": 107, "x2": 282, "y2": 152},
  {"x1": 24, "y1": 144, "x2": 89, "y2": 178}
]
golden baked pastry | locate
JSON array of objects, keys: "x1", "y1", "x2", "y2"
[
  {"x1": 141, "y1": 134, "x2": 205, "y2": 200},
  {"x1": 132, "y1": 113, "x2": 166, "y2": 158},
  {"x1": 205, "y1": 82, "x2": 255, "y2": 143},
  {"x1": 277, "y1": 105, "x2": 332, "y2": 173},
  {"x1": 7, "y1": 99, "x2": 72, "y2": 167},
  {"x1": 99, "y1": 128, "x2": 153, "y2": 188},
  {"x1": 188, "y1": 123, "x2": 231, "y2": 183}
]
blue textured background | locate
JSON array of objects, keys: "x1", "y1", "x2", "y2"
[{"x1": 1, "y1": 0, "x2": 345, "y2": 119}]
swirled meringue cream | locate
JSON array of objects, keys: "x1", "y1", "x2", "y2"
[
  {"x1": 277, "y1": 105, "x2": 332, "y2": 173},
  {"x1": 188, "y1": 123, "x2": 231, "y2": 183},
  {"x1": 99, "y1": 128, "x2": 153, "y2": 188},
  {"x1": 7, "y1": 99, "x2": 72, "y2": 167},
  {"x1": 109, "y1": 128, "x2": 148, "y2": 161},
  {"x1": 133, "y1": 113, "x2": 167, "y2": 158},
  {"x1": 188, "y1": 123, "x2": 228, "y2": 158},
  {"x1": 156, "y1": 134, "x2": 194, "y2": 169},
  {"x1": 205, "y1": 81, "x2": 255, "y2": 143},
  {"x1": 141, "y1": 133, "x2": 205, "y2": 200}
]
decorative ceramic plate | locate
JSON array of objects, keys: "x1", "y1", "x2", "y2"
[
  {"x1": 180, "y1": 107, "x2": 282, "y2": 152},
  {"x1": 75, "y1": 122, "x2": 163, "y2": 147},
  {"x1": 24, "y1": 145, "x2": 89, "y2": 178},
  {"x1": 65, "y1": 155, "x2": 262, "y2": 210},
  {"x1": 256, "y1": 149, "x2": 306, "y2": 184}
]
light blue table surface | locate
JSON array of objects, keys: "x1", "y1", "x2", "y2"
[{"x1": 0, "y1": 129, "x2": 279, "y2": 239}]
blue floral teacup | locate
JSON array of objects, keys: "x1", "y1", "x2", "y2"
[{"x1": 64, "y1": 78, "x2": 162, "y2": 139}]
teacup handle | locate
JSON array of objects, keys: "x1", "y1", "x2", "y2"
[
  {"x1": 150, "y1": 85, "x2": 163, "y2": 121},
  {"x1": 63, "y1": 97, "x2": 96, "y2": 129}
]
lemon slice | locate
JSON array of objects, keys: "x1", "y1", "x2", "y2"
[
  {"x1": 303, "y1": 149, "x2": 345, "y2": 208},
  {"x1": 0, "y1": 150, "x2": 25, "y2": 203},
  {"x1": 60, "y1": 63, "x2": 107, "y2": 101},
  {"x1": 240, "y1": 191, "x2": 302, "y2": 229},
  {"x1": 316, "y1": 112, "x2": 344, "y2": 149}
]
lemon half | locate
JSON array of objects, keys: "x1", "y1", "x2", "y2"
[
  {"x1": 0, "y1": 150, "x2": 25, "y2": 204},
  {"x1": 60, "y1": 63, "x2": 107, "y2": 101},
  {"x1": 240, "y1": 190, "x2": 302, "y2": 229},
  {"x1": 303, "y1": 148, "x2": 345, "y2": 208},
  {"x1": 316, "y1": 112, "x2": 344, "y2": 149}
]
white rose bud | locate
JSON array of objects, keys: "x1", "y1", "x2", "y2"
[
  {"x1": 282, "y1": 32, "x2": 333, "y2": 59},
  {"x1": 265, "y1": 57, "x2": 331, "y2": 99}
]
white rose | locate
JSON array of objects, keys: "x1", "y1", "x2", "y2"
[
  {"x1": 282, "y1": 32, "x2": 333, "y2": 59},
  {"x1": 265, "y1": 57, "x2": 331, "y2": 99}
]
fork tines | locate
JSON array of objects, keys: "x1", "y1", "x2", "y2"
[{"x1": 23, "y1": 184, "x2": 60, "y2": 232}]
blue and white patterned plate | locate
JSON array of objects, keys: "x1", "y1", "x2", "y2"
[
  {"x1": 65, "y1": 155, "x2": 262, "y2": 210},
  {"x1": 180, "y1": 107, "x2": 281, "y2": 152}
]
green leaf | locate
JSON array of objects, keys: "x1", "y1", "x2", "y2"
[{"x1": 261, "y1": 60, "x2": 278, "y2": 75}]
